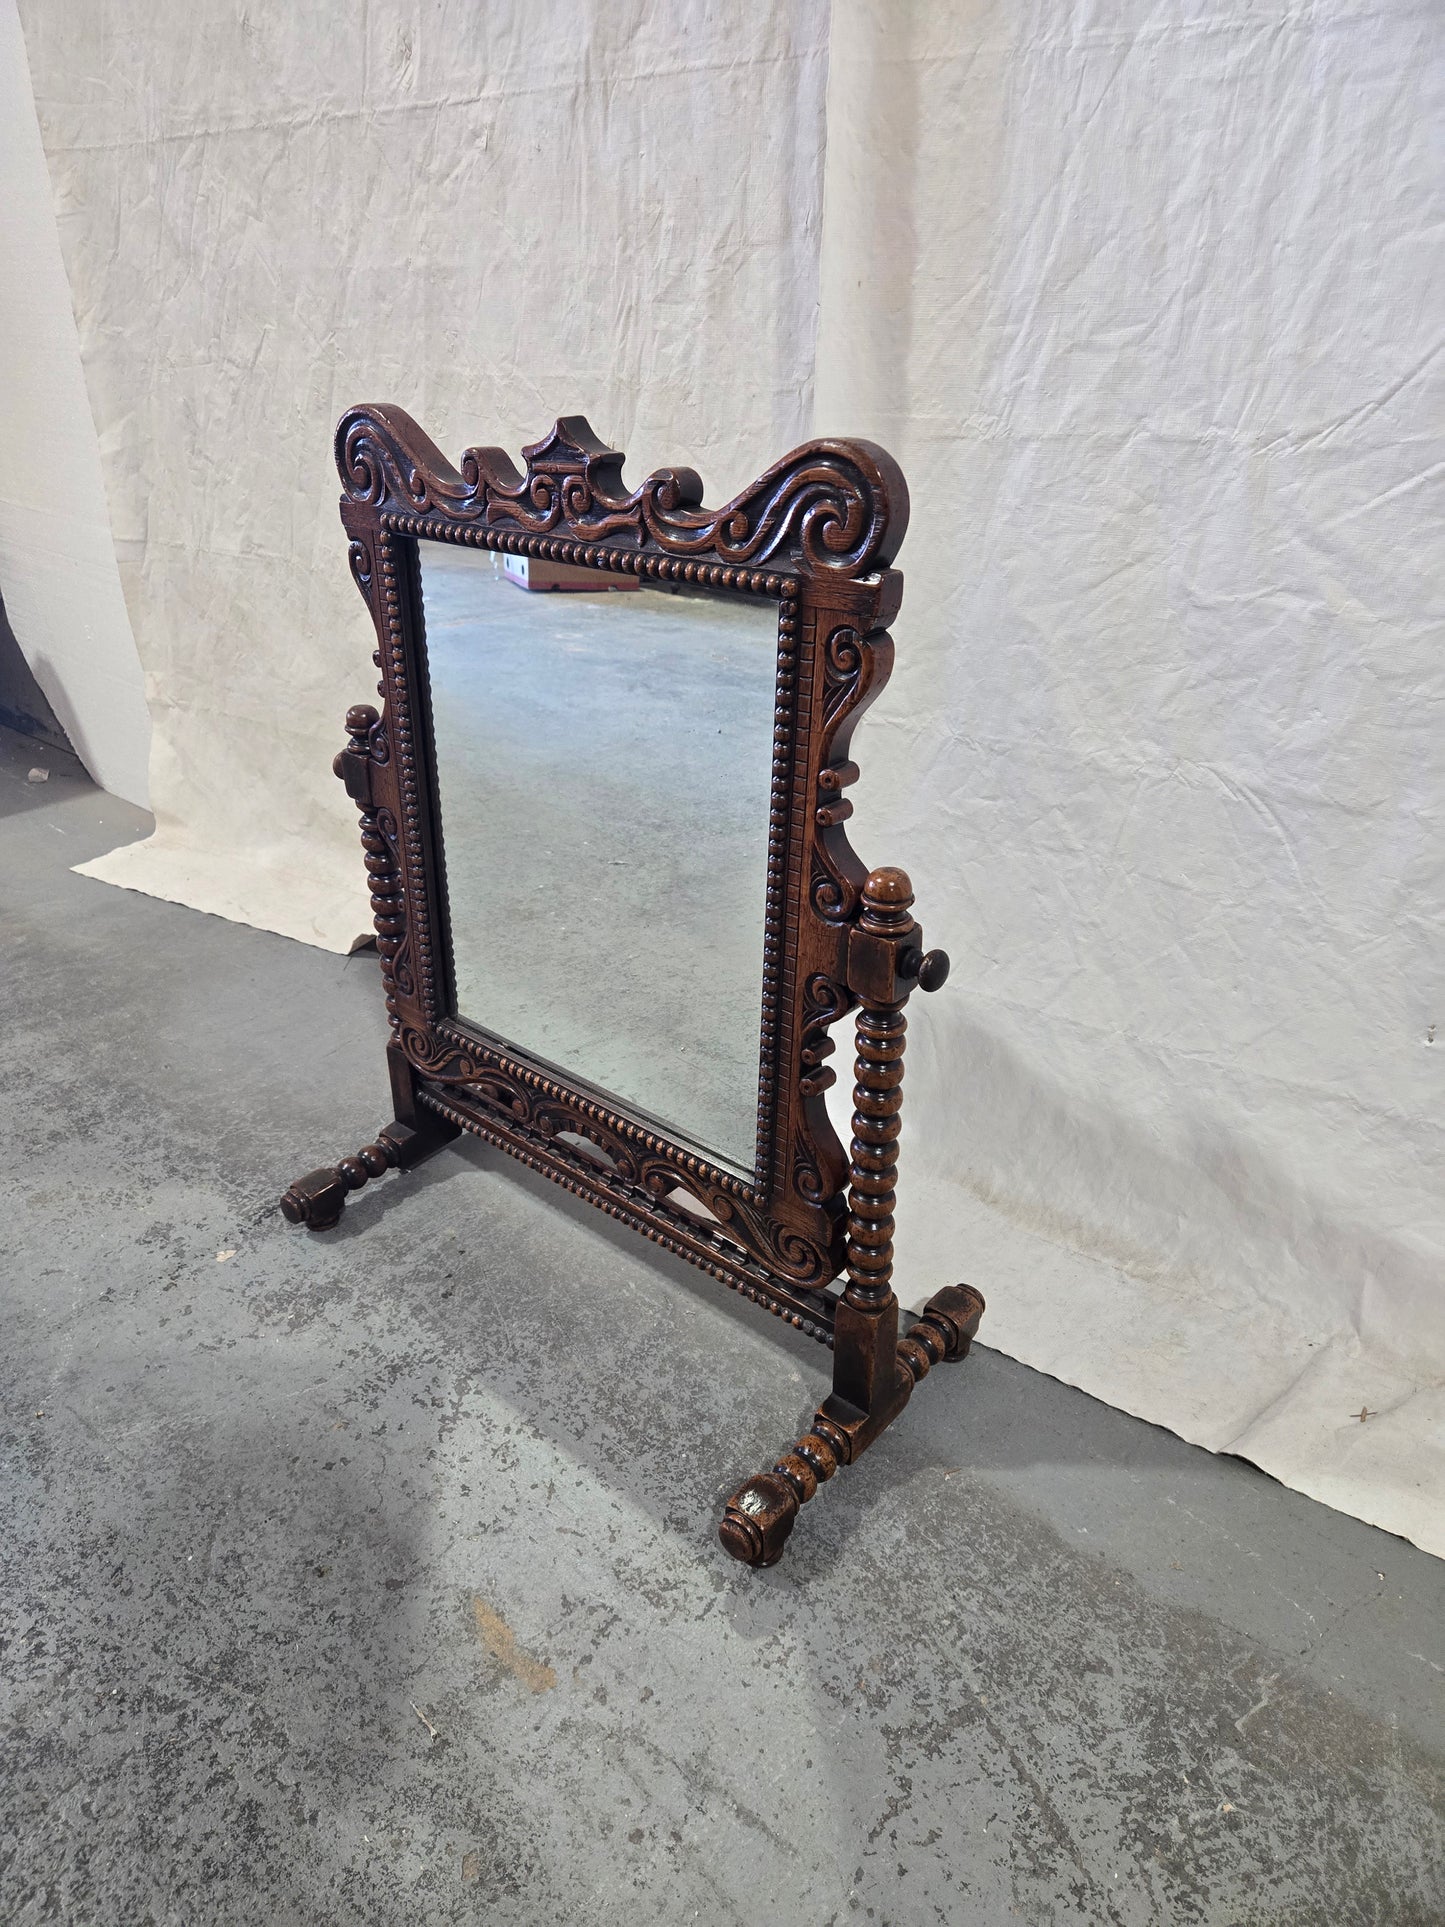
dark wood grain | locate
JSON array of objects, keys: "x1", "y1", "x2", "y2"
[
  {"x1": 281, "y1": 410, "x2": 985, "y2": 1564},
  {"x1": 719, "y1": 868, "x2": 984, "y2": 1566}
]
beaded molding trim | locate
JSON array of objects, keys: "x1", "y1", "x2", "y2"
[
  {"x1": 417, "y1": 1087, "x2": 836, "y2": 1348},
  {"x1": 382, "y1": 510, "x2": 802, "y2": 1209}
]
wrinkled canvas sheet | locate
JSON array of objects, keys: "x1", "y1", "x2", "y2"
[
  {"x1": 19, "y1": 0, "x2": 1443, "y2": 1554},
  {"x1": 25, "y1": 1, "x2": 831, "y2": 947},
  {"x1": 816, "y1": 0, "x2": 1444, "y2": 1556}
]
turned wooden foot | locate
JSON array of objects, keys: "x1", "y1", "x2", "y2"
[
  {"x1": 280, "y1": 1116, "x2": 455, "y2": 1230},
  {"x1": 719, "y1": 1283, "x2": 985, "y2": 1567},
  {"x1": 897, "y1": 1282, "x2": 985, "y2": 1379}
]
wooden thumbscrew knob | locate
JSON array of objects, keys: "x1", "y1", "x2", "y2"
[{"x1": 901, "y1": 946, "x2": 950, "y2": 992}]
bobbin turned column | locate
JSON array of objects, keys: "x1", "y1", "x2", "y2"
[
  {"x1": 720, "y1": 867, "x2": 980, "y2": 1567},
  {"x1": 279, "y1": 705, "x2": 458, "y2": 1230},
  {"x1": 828, "y1": 866, "x2": 917, "y2": 1435}
]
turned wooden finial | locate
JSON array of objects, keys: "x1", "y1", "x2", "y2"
[
  {"x1": 858, "y1": 866, "x2": 916, "y2": 936},
  {"x1": 344, "y1": 704, "x2": 378, "y2": 754},
  {"x1": 334, "y1": 704, "x2": 380, "y2": 783}
]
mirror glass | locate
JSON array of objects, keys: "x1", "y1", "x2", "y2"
[{"x1": 419, "y1": 542, "x2": 778, "y2": 1175}]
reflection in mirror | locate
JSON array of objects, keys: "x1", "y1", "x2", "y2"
[{"x1": 419, "y1": 543, "x2": 778, "y2": 1175}]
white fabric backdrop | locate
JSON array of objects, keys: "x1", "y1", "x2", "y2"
[
  {"x1": 19, "y1": 0, "x2": 1443, "y2": 1553},
  {"x1": 22, "y1": 0, "x2": 830, "y2": 946},
  {"x1": 817, "y1": 0, "x2": 1444, "y2": 1556},
  {"x1": 0, "y1": 0, "x2": 148, "y2": 805}
]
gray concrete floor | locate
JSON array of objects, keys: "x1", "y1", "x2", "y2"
[{"x1": 3, "y1": 724, "x2": 1443, "y2": 1927}]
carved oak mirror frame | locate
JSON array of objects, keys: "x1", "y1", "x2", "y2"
[{"x1": 282, "y1": 405, "x2": 985, "y2": 1565}]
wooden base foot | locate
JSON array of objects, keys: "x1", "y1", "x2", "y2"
[
  {"x1": 719, "y1": 1283, "x2": 984, "y2": 1567},
  {"x1": 279, "y1": 1115, "x2": 457, "y2": 1230}
]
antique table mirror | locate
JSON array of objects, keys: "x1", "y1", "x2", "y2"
[{"x1": 281, "y1": 405, "x2": 985, "y2": 1565}]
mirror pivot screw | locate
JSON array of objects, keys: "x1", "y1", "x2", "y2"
[
  {"x1": 916, "y1": 949, "x2": 950, "y2": 991},
  {"x1": 899, "y1": 945, "x2": 950, "y2": 991}
]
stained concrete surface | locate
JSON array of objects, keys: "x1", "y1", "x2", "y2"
[{"x1": 2, "y1": 725, "x2": 1443, "y2": 1926}]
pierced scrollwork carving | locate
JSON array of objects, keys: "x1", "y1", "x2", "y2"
[
  {"x1": 793, "y1": 974, "x2": 854, "y2": 1206},
  {"x1": 799, "y1": 972, "x2": 850, "y2": 1100},
  {"x1": 415, "y1": 1089, "x2": 836, "y2": 1344},
  {"x1": 811, "y1": 848, "x2": 857, "y2": 923},
  {"x1": 822, "y1": 624, "x2": 865, "y2": 723},
  {"x1": 808, "y1": 623, "x2": 880, "y2": 925},
  {"x1": 400, "y1": 1024, "x2": 476, "y2": 1080},
  {"x1": 336, "y1": 406, "x2": 908, "y2": 581},
  {"x1": 403, "y1": 1030, "x2": 840, "y2": 1289},
  {"x1": 465, "y1": 1073, "x2": 532, "y2": 1124},
  {"x1": 793, "y1": 1130, "x2": 831, "y2": 1207},
  {"x1": 372, "y1": 808, "x2": 412, "y2": 1002}
]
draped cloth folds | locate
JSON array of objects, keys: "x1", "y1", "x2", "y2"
[{"x1": 17, "y1": 0, "x2": 1442, "y2": 1551}]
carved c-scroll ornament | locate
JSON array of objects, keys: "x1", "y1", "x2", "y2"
[{"x1": 336, "y1": 406, "x2": 909, "y2": 581}]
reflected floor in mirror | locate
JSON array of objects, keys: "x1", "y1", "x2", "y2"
[{"x1": 421, "y1": 546, "x2": 778, "y2": 1174}]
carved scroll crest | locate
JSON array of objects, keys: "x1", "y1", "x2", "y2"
[{"x1": 336, "y1": 406, "x2": 908, "y2": 581}]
